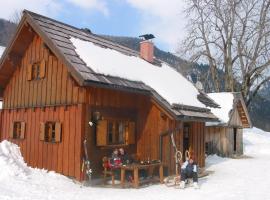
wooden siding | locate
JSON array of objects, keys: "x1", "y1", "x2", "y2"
[
  {"x1": 186, "y1": 122, "x2": 205, "y2": 168},
  {"x1": 229, "y1": 108, "x2": 243, "y2": 127},
  {"x1": 0, "y1": 104, "x2": 85, "y2": 181},
  {"x1": 206, "y1": 107, "x2": 244, "y2": 157},
  {"x1": 2, "y1": 34, "x2": 86, "y2": 109},
  {"x1": 205, "y1": 127, "x2": 243, "y2": 157}
]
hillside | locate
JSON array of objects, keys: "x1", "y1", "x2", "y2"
[
  {"x1": 0, "y1": 19, "x2": 16, "y2": 46},
  {"x1": 0, "y1": 18, "x2": 269, "y2": 131}
]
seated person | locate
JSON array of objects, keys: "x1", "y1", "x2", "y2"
[
  {"x1": 119, "y1": 148, "x2": 133, "y2": 165},
  {"x1": 109, "y1": 149, "x2": 122, "y2": 179},
  {"x1": 180, "y1": 153, "x2": 199, "y2": 189},
  {"x1": 119, "y1": 148, "x2": 134, "y2": 182}
]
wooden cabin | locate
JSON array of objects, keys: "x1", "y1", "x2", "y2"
[
  {"x1": 205, "y1": 93, "x2": 252, "y2": 157},
  {"x1": 0, "y1": 10, "x2": 219, "y2": 181}
]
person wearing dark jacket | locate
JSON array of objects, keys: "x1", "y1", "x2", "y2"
[
  {"x1": 119, "y1": 148, "x2": 133, "y2": 165},
  {"x1": 119, "y1": 148, "x2": 134, "y2": 182},
  {"x1": 180, "y1": 154, "x2": 199, "y2": 189}
]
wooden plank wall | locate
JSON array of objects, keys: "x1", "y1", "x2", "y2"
[
  {"x1": 236, "y1": 129, "x2": 243, "y2": 155},
  {"x1": 2, "y1": 34, "x2": 86, "y2": 109},
  {"x1": 0, "y1": 104, "x2": 85, "y2": 181},
  {"x1": 206, "y1": 126, "x2": 223, "y2": 155},
  {"x1": 205, "y1": 126, "x2": 243, "y2": 157},
  {"x1": 229, "y1": 109, "x2": 243, "y2": 127},
  {"x1": 188, "y1": 122, "x2": 205, "y2": 168}
]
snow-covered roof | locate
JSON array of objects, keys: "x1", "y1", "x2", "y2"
[
  {"x1": 71, "y1": 37, "x2": 205, "y2": 108},
  {"x1": 0, "y1": 10, "x2": 218, "y2": 121},
  {"x1": 206, "y1": 93, "x2": 234, "y2": 126},
  {"x1": 0, "y1": 46, "x2": 5, "y2": 58}
]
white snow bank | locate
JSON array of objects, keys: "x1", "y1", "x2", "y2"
[
  {"x1": 243, "y1": 127, "x2": 270, "y2": 156},
  {"x1": 0, "y1": 46, "x2": 5, "y2": 57},
  {"x1": 206, "y1": 92, "x2": 234, "y2": 125},
  {"x1": 0, "y1": 140, "x2": 30, "y2": 180},
  {"x1": 71, "y1": 38, "x2": 205, "y2": 108}
]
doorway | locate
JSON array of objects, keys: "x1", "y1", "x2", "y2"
[
  {"x1": 233, "y1": 128, "x2": 237, "y2": 152},
  {"x1": 183, "y1": 124, "x2": 190, "y2": 160}
]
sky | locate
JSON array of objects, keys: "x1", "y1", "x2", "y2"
[{"x1": 0, "y1": 0, "x2": 188, "y2": 52}]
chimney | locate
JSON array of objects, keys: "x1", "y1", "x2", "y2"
[{"x1": 139, "y1": 34, "x2": 155, "y2": 63}]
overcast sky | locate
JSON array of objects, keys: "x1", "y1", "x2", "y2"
[{"x1": 0, "y1": 0, "x2": 188, "y2": 52}]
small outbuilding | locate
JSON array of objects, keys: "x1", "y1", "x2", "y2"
[{"x1": 205, "y1": 92, "x2": 252, "y2": 157}]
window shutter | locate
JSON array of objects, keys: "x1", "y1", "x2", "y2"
[
  {"x1": 20, "y1": 122, "x2": 26, "y2": 139},
  {"x1": 27, "y1": 64, "x2": 32, "y2": 81},
  {"x1": 40, "y1": 122, "x2": 45, "y2": 141},
  {"x1": 126, "y1": 121, "x2": 136, "y2": 145},
  {"x1": 96, "y1": 120, "x2": 107, "y2": 146},
  {"x1": 55, "y1": 122, "x2": 62, "y2": 142},
  {"x1": 39, "y1": 59, "x2": 46, "y2": 78},
  {"x1": 10, "y1": 122, "x2": 14, "y2": 138}
]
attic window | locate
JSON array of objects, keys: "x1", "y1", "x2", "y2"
[
  {"x1": 27, "y1": 59, "x2": 46, "y2": 81},
  {"x1": 32, "y1": 63, "x2": 40, "y2": 80}
]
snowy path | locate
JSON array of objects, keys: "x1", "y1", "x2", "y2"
[{"x1": 0, "y1": 127, "x2": 270, "y2": 200}]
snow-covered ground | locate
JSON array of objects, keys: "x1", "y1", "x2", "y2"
[{"x1": 1, "y1": 127, "x2": 270, "y2": 200}]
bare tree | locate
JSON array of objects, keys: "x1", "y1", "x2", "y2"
[
  {"x1": 180, "y1": 0, "x2": 270, "y2": 106},
  {"x1": 10, "y1": 10, "x2": 23, "y2": 24}
]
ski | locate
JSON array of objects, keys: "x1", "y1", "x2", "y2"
[{"x1": 83, "y1": 139, "x2": 92, "y2": 184}]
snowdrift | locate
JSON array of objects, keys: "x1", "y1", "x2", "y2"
[
  {"x1": 244, "y1": 127, "x2": 270, "y2": 156},
  {"x1": 0, "y1": 140, "x2": 30, "y2": 180}
]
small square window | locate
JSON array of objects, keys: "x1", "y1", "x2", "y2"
[
  {"x1": 32, "y1": 63, "x2": 41, "y2": 80},
  {"x1": 45, "y1": 122, "x2": 56, "y2": 142},
  {"x1": 11, "y1": 121, "x2": 25, "y2": 139},
  {"x1": 13, "y1": 122, "x2": 22, "y2": 139},
  {"x1": 40, "y1": 122, "x2": 62, "y2": 143},
  {"x1": 27, "y1": 60, "x2": 46, "y2": 81}
]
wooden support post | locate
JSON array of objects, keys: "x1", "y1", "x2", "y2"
[
  {"x1": 121, "y1": 168, "x2": 126, "y2": 188},
  {"x1": 134, "y1": 167, "x2": 139, "y2": 188},
  {"x1": 159, "y1": 164, "x2": 164, "y2": 184}
]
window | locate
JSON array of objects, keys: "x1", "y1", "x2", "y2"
[
  {"x1": 27, "y1": 59, "x2": 46, "y2": 81},
  {"x1": 45, "y1": 122, "x2": 56, "y2": 142},
  {"x1": 10, "y1": 121, "x2": 25, "y2": 139},
  {"x1": 40, "y1": 122, "x2": 62, "y2": 143},
  {"x1": 96, "y1": 119, "x2": 135, "y2": 146},
  {"x1": 31, "y1": 63, "x2": 40, "y2": 80},
  {"x1": 107, "y1": 120, "x2": 127, "y2": 145}
]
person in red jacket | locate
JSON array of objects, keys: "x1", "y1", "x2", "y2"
[
  {"x1": 108, "y1": 149, "x2": 122, "y2": 179},
  {"x1": 109, "y1": 149, "x2": 122, "y2": 168}
]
